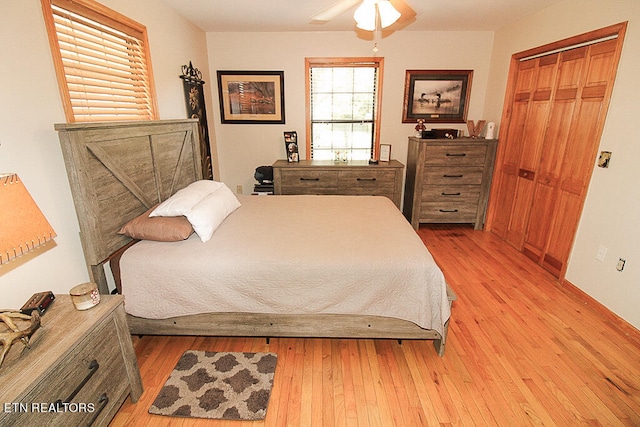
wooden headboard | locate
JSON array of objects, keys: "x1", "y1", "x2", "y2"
[{"x1": 56, "y1": 119, "x2": 202, "y2": 293}]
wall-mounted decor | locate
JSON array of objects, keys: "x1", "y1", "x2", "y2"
[
  {"x1": 217, "y1": 71, "x2": 285, "y2": 124},
  {"x1": 181, "y1": 62, "x2": 213, "y2": 179},
  {"x1": 402, "y1": 70, "x2": 473, "y2": 123}
]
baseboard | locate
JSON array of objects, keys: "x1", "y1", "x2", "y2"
[{"x1": 561, "y1": 278, "x2": 640, "y2": 340}]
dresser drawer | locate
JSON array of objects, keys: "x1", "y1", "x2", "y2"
[
  {"x1": 424, "y1": 144, "x2": 487, "y2": 167},
  {"x1": 422, "y1": 185, "x2": 481, "y2": 204},
  {"x1": 338, "y1": 169, "x2": 396, "y2": 185},
  {"x1": 423, "y1": 167, "x2": 484, "y2": 185},
  {"x1": 337, "y1": 169, "x2": 396, "y2": 196},
  {"x1": 12, "y1": 317, "x2": 129, "y2": 426},
  {"x1": 280, "y1": 169, "x2": 338, "y2": 194},
  {"x1": 419, "y1": 201, "x2": 479, "y2": 222},
  {"x1": 273, "y1": 160, "x2": 404, "y2": 208}
]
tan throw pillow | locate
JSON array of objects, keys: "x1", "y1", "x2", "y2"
[{"x1": 118, "y1": 205, "x2": 193, "y2": 241}]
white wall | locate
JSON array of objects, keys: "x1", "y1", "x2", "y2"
[
  {"x1": 206, "y1": 30, "x2": 495, "y2": 194},
  {"x1": 0, "y1": 0, "x2": 212, "y2": 308},
  {"x1": 483, "y1": 0, "x2": 640, "y2": 329}
]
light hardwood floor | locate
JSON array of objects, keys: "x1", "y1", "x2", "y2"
[{"x1": 111, "y1": 225, "x2": 640, "y2": 426}]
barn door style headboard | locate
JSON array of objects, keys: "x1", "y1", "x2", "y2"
[{"x1": 56, "y1": 119, "x2": 203, "y2": 293}]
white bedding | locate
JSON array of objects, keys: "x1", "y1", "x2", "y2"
[{"x1": 120, "y1": 195, "x2": 451, "y2": 336}]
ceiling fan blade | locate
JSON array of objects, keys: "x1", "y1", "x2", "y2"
[{"x1": 311, "y1": 0, "x2": 362, "y2": 23}]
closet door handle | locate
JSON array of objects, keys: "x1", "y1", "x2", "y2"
[{"x1": 518, "y1": 169, "x2": 535, "y2": 180}]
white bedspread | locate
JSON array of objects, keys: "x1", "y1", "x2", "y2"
[{"x1": 120, "y1": 195, "x2": 450, "y2": 335}]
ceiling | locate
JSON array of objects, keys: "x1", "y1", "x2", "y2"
[{"x1": 158, "y1": 0, "x2": 566, "y2": 33}]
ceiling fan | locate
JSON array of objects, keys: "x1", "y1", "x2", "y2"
[{"x1": 311, "y1": 0, "x2": 410, "y2": 31}]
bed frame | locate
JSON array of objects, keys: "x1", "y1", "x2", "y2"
[{"x1": 57, "y1": 119, "x2": 456, "y2": 356}]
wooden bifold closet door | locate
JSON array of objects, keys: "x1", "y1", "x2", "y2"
[{"x1": 487, "y1": 23, "x2": 627, "y2": 279}]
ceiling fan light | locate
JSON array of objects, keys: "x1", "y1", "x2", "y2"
[
  {"x1": 377, "y1": 1, "x2": 401, "y2": 28},
  {"x1": 354, "y1": 0, "x2": 377, "y2": 31}
]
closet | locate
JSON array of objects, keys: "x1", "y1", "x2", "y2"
[{"x1": 486, "y1": 23, "x2": 627, "y2": 278}]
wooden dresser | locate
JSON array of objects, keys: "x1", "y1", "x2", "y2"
[
  {"x1": 0, "y1": 295, "x2": 142, "y2": 426},
  {"x1": 403, "y1": 137, "x2": 497, "y2": 230},
  {"x1": 273, "y1": 159, "x2": 405, "y2": 209}
]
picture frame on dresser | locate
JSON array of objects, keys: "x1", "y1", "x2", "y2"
[
  {"x1": 402, "y1": 70, "x2": 473, "y2": 124},
  {"x1": 379, "y1": 144, "x2": 391, "y2": 162},
  {"x1": 284, "y1": 131, "x2": 299, "y2": 162},
  {"x1": 216, "y1": 70, "x2": 285, "y2": 124}
]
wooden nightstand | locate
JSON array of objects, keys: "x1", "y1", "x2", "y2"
[{"x1": 0, "y1": 295, "x2": 142, "y2": 426}]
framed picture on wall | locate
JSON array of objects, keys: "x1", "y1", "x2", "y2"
[
  {"x1": 216, "y1": 70, "x2": 285, "y2": 124},
  {"x1": 402, "y1": 70, "x2": 473, "y2": 123}
]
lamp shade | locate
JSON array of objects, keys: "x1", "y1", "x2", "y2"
[
  {"x1": 377, "y1": 0, "x2": 401, "y2": 28},
  {"x1": 0, "y1": 174, "x2": 56, "y2": 265},
  {"x1": 354, "y1": 0, "x2": 401, "y2": 31}
]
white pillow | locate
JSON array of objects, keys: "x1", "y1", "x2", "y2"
[
  {"x1": 150, "y1": 180, "x2": 223, "y2": 217},
  {"x1": 187, "y1": 184, "x2": 241, "y2": 242}
]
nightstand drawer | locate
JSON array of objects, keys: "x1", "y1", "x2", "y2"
[
  {"x1": 12, "y1": 317, "x2": 128, "y2": 426},
  {"x1": 424, "y1": 144, "x2": 487, "y2": 166},
  {"x1": 423, "y1": 167, "x2": 484, "y2": 185}
]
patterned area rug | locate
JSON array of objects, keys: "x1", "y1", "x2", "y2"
[{"x1": 149, "y1": 351, "x2": 277, "y2": 420}]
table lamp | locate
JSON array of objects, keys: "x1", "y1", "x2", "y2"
[
  {"x1": 0, "y1": 173, "x2": 55, "y2": 368},
  {"x1": 0, "y1": 173, "x2": 56, "y2": 265}
]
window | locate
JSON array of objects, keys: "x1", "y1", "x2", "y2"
[
  {"x1": 306, "y1": 58, "x2": 383, "y2": 160},
  {"x1": 41, "y1": 0, "x2": 157, "y2": 122}
]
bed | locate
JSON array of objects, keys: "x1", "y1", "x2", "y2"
[{"x1": 56, "y1": 119, "x2": 456, "y2": 356}]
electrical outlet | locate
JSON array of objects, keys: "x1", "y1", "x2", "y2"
[
  {"x1": 596, "y1": 245, "x2": 607, "y2": 262},
  {"x1": 236, "y1": 185, "x2": 243, "y2": 194},
  {"x1": 616, "y1": 258, "x2": 626, "y2": 272}
]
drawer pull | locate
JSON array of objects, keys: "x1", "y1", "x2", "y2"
[
  {"x1": 56, "y1": 359, "x2": 99, "y2": 405},
  {"x1": 356, "y1": 177, "x2": 376, "y2": 181},
  {"x1": 445, "y1": 153, "x2": 467, "y2": 157},
  {"x1": 443, "y1": 174, "x2": 464, "y2": 178},
  {"x1": 300, "y1": 177, "x2": 320, "y2": 181},
  {"x1": 441, "y1": 192, "x2": 462, "y2": 196},
  {"x1": 87, "y1": 393, "x2": 109, "y2": 426},
  {"x1": 439, "y1": 209, "x2": 459, "y2": 213}
]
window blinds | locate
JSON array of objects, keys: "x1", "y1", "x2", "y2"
[
  {"x1": 308, "y1": 60, "x2": 380, "y2": 160},
  {"x1": 46, "y1": 0, "x2": 156, "y2": 122}
]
